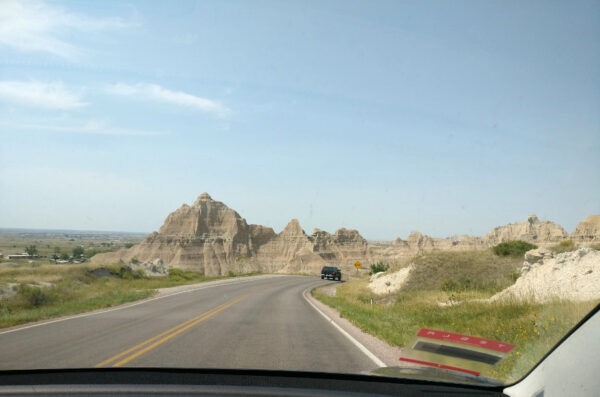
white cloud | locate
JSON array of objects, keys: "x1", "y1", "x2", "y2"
[
  {"x1": 1, "y1": 119, "x2": 163, "y2": 136},
  {"x1": 0, "y1": 81, "x2": 87, "y2": 110},
  {"x1": 109, "y1": 83, "x2": 231, "y2": 118},
  {"x1": 0, "y1": 0, "x2": 133, "y2": 60}
]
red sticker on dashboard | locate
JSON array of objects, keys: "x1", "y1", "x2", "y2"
[
  {"x1": 399, "y1": 357, "x2": 480, "y2": 376},
  {"x1": 417, "y1": 328, "x2": 514, "y2": 353}
]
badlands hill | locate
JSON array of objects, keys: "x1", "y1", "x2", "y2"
[
  {"x1": 93, "y1": 193, "x2": 599, "y2": 275},
  {"x1": 376, "y1": 214, "x2": 596, "y2": 260},
  {"x1": 570, "y1": 215, "x2": 600, "y2": 242},
  {"x1": 92, "y1": 193, "x2": 371, "y2": 276}
]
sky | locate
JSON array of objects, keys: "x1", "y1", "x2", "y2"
[{"x1": 0, "y1": 0, "x2": 599, "y2": 240}]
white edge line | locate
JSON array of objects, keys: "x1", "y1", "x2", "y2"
[
  {"x1": 302, "y1": 287, "x2": 387, "y2": 368},
  {"x1": 0, "y1": 275, "x2": 278, "y2": 336}
]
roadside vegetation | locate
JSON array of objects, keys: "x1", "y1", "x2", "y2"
[
  {"x1": 314, "y1": 246, "x2": 599, "y2": 383},
  {"x1": 492, "y1": 240, "x2": 537, "y2": 257},
  {"x1": 369, "y1": 262, "x2": 389, "y2": 274},
  {"x1": 403, "y1": 249, "x2": 522, "y2": 293},
  {"x1": 549, "y1": 240, "x2": 577, "y2": 254},
  {"x1": 0, "y1": 260, "x2": 250, "y2": 329}
]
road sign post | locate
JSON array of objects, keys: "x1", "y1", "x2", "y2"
[{"x1": 354, "y1": 261, "x2": 361, "y2": 274}]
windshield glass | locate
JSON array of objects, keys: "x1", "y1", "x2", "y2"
[{"x1": 1, "y1": 0, "x2": 599, "y2": 386}]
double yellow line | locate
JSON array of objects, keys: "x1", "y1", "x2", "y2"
[{"x1": 95, "y1": 292, "x2": 251, "y2": 367}]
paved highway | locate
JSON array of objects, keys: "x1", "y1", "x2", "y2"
[{"x1": 0, "y1": 276, "x2": 378, "y2": 373}]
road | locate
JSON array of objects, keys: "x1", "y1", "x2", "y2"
[{"x1": 0, "y1": 276, "x2": 379, "y2": 373}]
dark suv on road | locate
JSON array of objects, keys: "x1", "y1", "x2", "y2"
[{"x1": 321, "y1": 266, "x2": 342, "y2": 281}]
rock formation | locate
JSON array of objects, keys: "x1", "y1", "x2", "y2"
[
  {"x1": 92, "y1": 194, "x2": 596, "y2": 276},
  {"x1": 490, "y1": 248, "x2": 600, "y2": 302},
  {"x1": 92, "y1": 194, "x2": 273, "y2": 275},
  {"x1": 378, "y1": 215, "x2": 572, "y2": 259},
  {"x1": 570, "y1": 215, "x2": 600, "y2": 243},
  {"x1": 483, "y1": 214, "x2": 568, "y2": 245},
  {"x1": 92, "y1": 194, "x2": 371, "y2": 276}
]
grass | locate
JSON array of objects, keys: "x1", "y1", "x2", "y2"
[
  {"x1": 549, "y1": 240, "x2": 578, "y2": 254},
  {"x1": 402, "y1": 249, "x2": 522, "y2": 293},
  {"x1": 0, "y1": 260, "x2": 253, "y2": 329},
  {"x1": 313, "y1": 249, "x2": 599, "y2": 383}
]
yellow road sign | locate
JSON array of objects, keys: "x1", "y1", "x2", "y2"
[{"x1": 354, "y1": 261, "x2": 361, "y2": 269}]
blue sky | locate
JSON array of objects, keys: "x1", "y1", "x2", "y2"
[{"x1": 1, "y1": 0, "x2": 599, "y2": 240}]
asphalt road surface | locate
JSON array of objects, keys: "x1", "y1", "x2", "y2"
[{"x1": 0, "y1": 276, "x2": 378, "y2": 373}]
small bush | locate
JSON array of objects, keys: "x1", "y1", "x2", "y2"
[
  {"x1": 370, "y1": 262, "x2": 389, "y2": 274},
  {"x1": 440, "y1": 278, "x2": 458, "y2": 292},
  {"x1": 109, "y1": 266, "x2": 145, "y2": 280},
  {"x1": 492, "y1": 241, "x2": 537, "y2": 257},
  {"x1": 590, "y1": 243, "x2": 600, "y2": 251},
  {"x1": 124, "y1": 243, "x2": 134, "y2": 248},
  {"x1": 17, "y1": 284, "x2": 56, "y2": 307},
  {"x1": 226, "y1": 270, "x2": 236, "y2": 277},
  {"x1": 550, "y1": 240, "x2": 577, "y2": 254},
  {"x1": 510, "y1": 270, "x2": 521, "y2": 283},
  {"x1": 130, "y1": 257, "x2": 140, "y2": 264},
  {"x1": 168, "y1": 268, "x2": 200, "y2": 281}
]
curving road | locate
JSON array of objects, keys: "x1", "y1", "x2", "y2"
[{"x1": 0, "y1": 276, "x2": 378, "y2": 373}]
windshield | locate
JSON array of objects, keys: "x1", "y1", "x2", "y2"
[{"x1": 1, "y1": 0, "x2": 599, "y2": 387}]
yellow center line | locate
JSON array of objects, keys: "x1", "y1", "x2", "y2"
[{"x1": 95, "y1": 292, "x2": 251, "y2": 368}]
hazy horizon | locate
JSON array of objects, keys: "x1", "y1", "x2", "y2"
[
  {"x1": 0, "y1": 194, "x2": 595, "y2": 240},
  {"x1": 1, "y1": 1, "x2": 599, "y2": 240}
]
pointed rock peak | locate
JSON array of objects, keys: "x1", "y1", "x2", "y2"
[
  {"x1": 527, "y1": 214, "x2": 539, "y2": 223},
  {"x1": 193, "y1": 192, "x2": 213, "y2": 206},
  {"x1": 408, "y1": 230, "x2": 424, "y2": 239},
  {"x1": 281, "y1": 219, "x2": 306, "y2": 235}
]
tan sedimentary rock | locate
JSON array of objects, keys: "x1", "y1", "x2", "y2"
[
  {"x1": 92, "y1": 194, "x2": 370, "y2": 276},
  {"x1": 570, "y1": 215, "x2": 600, "y2": 243},
  {"x1": 91, "y1": 194, "x2": 593, "y2": 276},
  {"x1": 92, "y1": 193, "x2": 267, "y2": 275},
  {"x1": 483, "y1": 214, "x2": 568, "y2": 245},
  {"x1": 378, "y1": 215, "x2": 569, "y2": 261}
]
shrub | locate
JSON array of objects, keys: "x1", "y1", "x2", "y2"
[
  {"x1": 370, "y1": 262, "x2": 389, "y2": 274},
  {"x1": 124, "y1": 243, "x2": 134, "y2": 248},
  {"x1": 226, "y1": 270, "x2": 236, "y2": 277},
  {"x1": 130, "y1": 257, "x2": 140, "y2": 264},
  {"x1": 168, "y1": 268, "x2": 199, "y2": 281},
  {"x1": 492, "y1": 241, "x2": 537, "y2": 257},
  {"x1": 18, "y1": 284, "x2": 56, "y2": 307},
  {"x1": 440, "y1": 278, "x2": 458, "y2": 292},
  {"x1": 109, "y1": 266, "x2": 145, "y2": 280},
  {"x1": 510, "y1": 270, "x2": 521, "y2": 283},
  {"x1": 550, "y1": 240, "x2": 577, "y2": 254},
  {"x1": 590, "y1": 243, "x2": 600, "y2": 251}
]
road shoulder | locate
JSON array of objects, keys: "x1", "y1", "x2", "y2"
[{"x1": 304, "y1": 283, "x2": 404, "y2": 368}]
